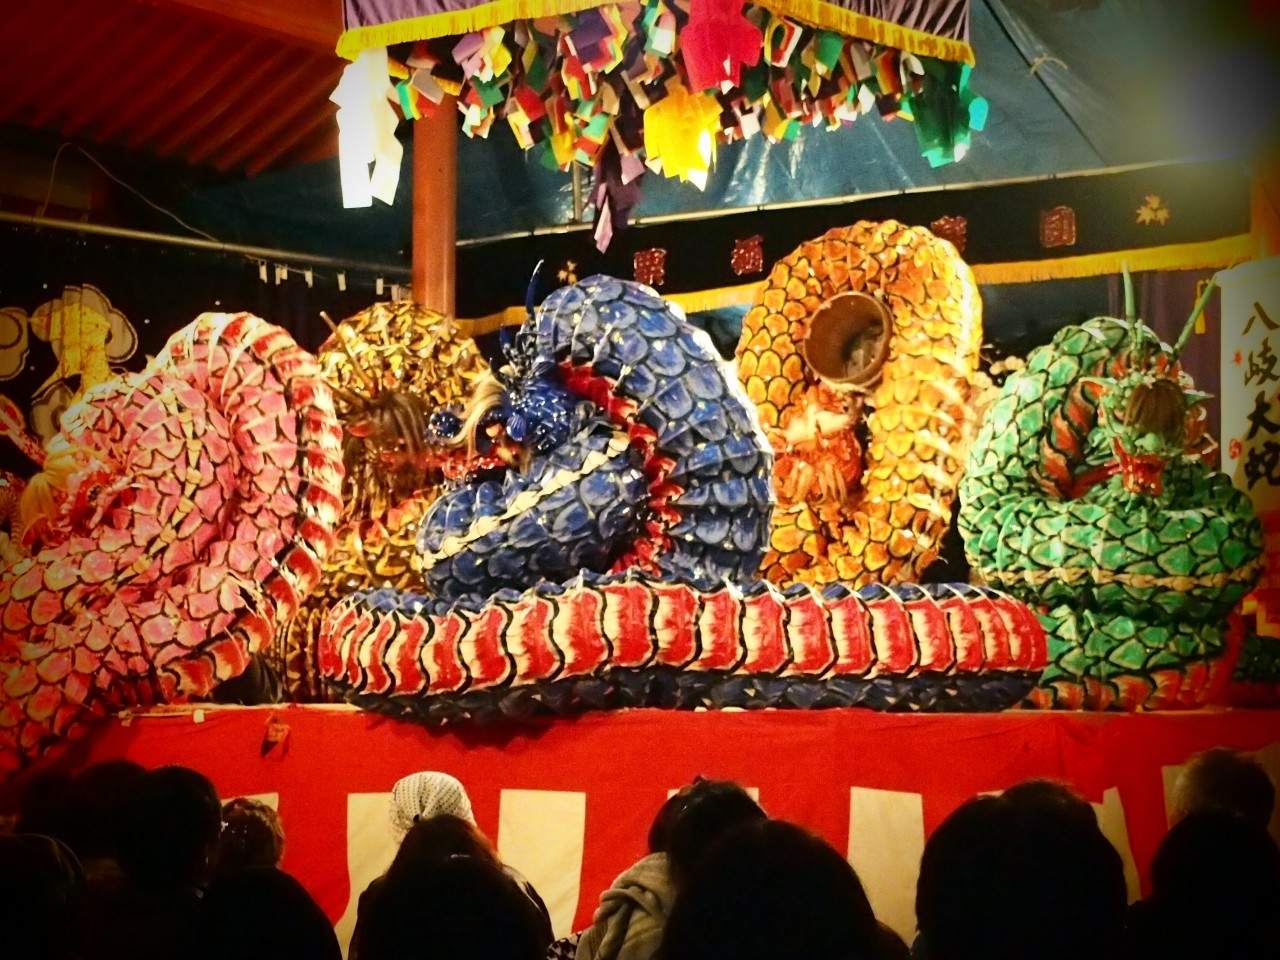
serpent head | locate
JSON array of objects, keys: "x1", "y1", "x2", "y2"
[{"x1": 1091, "y1": 327, "x2": 1212, "y2": 499}]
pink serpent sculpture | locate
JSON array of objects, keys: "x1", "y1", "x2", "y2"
[{"x1": 0, "y1": 313, "x2": 343, "y2": 776}]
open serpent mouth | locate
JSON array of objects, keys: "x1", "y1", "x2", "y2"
[{"x1": 771, "y1": 292, "x2": 893, "y2": 507}]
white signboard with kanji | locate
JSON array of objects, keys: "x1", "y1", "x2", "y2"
[
  {"x1": 1222, "y1": 257, "x2": 1280, "y2": 508},
  {"x1": 1221, "y1": 257, "x2": 1280, "y2": 607}
]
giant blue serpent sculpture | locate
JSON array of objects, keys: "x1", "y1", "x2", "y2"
[{"x1": 319, "y1": 276, "x2": 1046, "y2": 720}]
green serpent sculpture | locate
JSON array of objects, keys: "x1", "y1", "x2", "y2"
[{"x1": 959, "y1": 280, "x2": 1264, "y2": 709}]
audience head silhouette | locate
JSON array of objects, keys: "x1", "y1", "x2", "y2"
[
  {"x1": 14, "y1": 770, "x2": 75, "y2": 842},
  {"x1": 358, "y1": 852, "x2": 550, "y2": 960},
  {"x1": 1170, "y1": 747, "x2": 1275, "y2": 831},
  {"x1": 387, "y1": 813, "x2": 499, "y2": 878},
  {"x1": 117, "y1": 765, "x2": 222, "y2": 890},
  {"x1": 0, "y1": 833, "x2": 84, "y2": 960},
  {"x1": 664, "y1": 778, "x2": 766, "y2": 888},
  {"x1": 198, "y1": 865, "x2": 341, "y2": 960},
  {"x1": 660, "y1": 817, "x2": 881, "y2": 960},
  {"x1": 57, "y1": 760, "x2": 146, "y2": 867},
  {"x1": 915, "y1": 785, "x2": 1126, "y2": 960},
  {"x1": 1130, "y1": 810, "x2": 1280, "y2": 958},
  {"x1": 219, "y1": 797, "x2": 286, "y2": 871}
]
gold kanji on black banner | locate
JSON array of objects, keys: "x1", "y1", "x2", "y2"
[
  {"x1": 1040, "y1": 206, "x2": 1077, "y2": 248},
  {"x1": 731, "y1": 235, "x2": 764, "y2": 275},
  {"x1": 634, "y1": 248, "x2": 667, "y2": 287}
]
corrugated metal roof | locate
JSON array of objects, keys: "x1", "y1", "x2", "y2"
[{"x1": 0, "y1": 0, "x2": 342, "y2": 175}]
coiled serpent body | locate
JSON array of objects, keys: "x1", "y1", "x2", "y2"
[
  {"x1": 959, "y1": 316, "x2": 1263, "y2": 709},
  {"x1": 320, "y1": 276, "x2": 1044, "y2": 718},
  {"x1": 0, "y1": 314, "x2": 343, "y2": 773},
  {"x1": 736, "y1": 221, "x2": 982, "y2": 587},
  {"x1": 280, "y1": 302, "x2": 487, "y2": 700}
]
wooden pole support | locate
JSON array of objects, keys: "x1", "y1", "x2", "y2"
[{"x1": 412, "y1": 99, "x2": 457, "y2": 315}]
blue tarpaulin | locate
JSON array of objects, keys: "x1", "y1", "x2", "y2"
[{"x1": 181, "y1": 0, "x2": 1262, "y2": 261}]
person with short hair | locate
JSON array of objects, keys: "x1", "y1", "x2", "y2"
[
  {"x1": 576, "y1": 778, "x2": 766, "y2": 960},
  {"x1": 14, "y1": 770, "x2": 74, "y2": 842},
  {"x1": 80, "y1": 765, "x2": 225, "y2": 960},
  {"x1": 1169, "y1": 747, "x2": 1275, "y2": 831},
  {"x1": 219, "y1": 797, "x2": 286, "y2": 872},
  {"x1": 1127, "y1": 810, "x2": 1280, "y2": 959},
  {"x1": 0, "y1": 833, "x2": 85, "y2": 960},
  {"x1": 198, "y1": 864, "x2": 341, "y2": 960},
  {"x1": 914, "y1": 783, "x2": 1127, "y2": 960},
  {"x1": 998, "y1": 777, "x2": 1097, "y2": 831},
  {"x1": 658, "y1": 818, "x2": 883, "y2": 960}
]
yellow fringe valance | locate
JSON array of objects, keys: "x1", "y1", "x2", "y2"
[
  {"x1": 337, "y1": 0, "x2": 975, "y2": 66},
  {"x1": 457, "y1": 235, "x2": 1251, "y2": 331},
  {"x1": 968, "y1": 234, "x2": 1254, "y2": 285},
  {"x1": 337, "y1": 0, "x2": 604, "y2": 59},
  {"x1": 756, "y1": 0, "x2": 974, "y2": 65}
]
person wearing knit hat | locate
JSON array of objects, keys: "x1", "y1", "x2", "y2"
[{"x1": 389, "y1": 771, "x2": 475, "y2": 839}]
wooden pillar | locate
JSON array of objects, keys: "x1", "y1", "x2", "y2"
[
  {"x1": 1253, "y1": 146, "x2": 1279, "y2": 259},
  {"x1": 411, "y1": 98, "x2": 457, "y2": 315}
]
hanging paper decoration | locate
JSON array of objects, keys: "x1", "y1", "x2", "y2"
[
  {"x1": 1040, "y1": 205, "x2": 1077, "y2": 248},
  {"x1": 337, "y1": 1, "x2": 984, "y2": 246},
  {"x1": 1136, "y1": 194, "x2": 1171, "y2": 225},
  {"x1": 681, "y1": 0, "x2": 764, "y2": 92},
  {"x1": 634, "y1": 247, "x2": 668, "y2": 286},
  {"x1": 900, "y1": 59, "x2": 987, "y2": 166},
  {"x1": 762, "y1": 15, "x2": 804, "y2": 67},
  {"x1": 643, "y1": 79, "x2": 721, "y2": 186},
  {"x1": 731, "y1": 235, "x2": 765, "y2": 275},
  {"x1": 591, "y1": 141, "x2": 646, "y2": 251},
  {"x1": 330, "y1": 46, "x2": 403, "y2": 208}
]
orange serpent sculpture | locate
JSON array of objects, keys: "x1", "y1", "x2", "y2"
[
  {"x1": 0, "y1": 313, "x2": 343, "y2": 774},
  {"x1": 736, "y1": 220, "x2": 982, "y2": 587}
]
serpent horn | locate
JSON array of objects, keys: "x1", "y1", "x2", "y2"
[{"x1": 1172, "y1": 278, "x2": 1217, "y2": 363}]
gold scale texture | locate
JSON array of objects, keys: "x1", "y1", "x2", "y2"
[
  {"x1": 735, "y1": 221, "x2": 983, "y2": 587},
  {"x1": 278, "y1": 302, "x2": 488, "y2": 700}
]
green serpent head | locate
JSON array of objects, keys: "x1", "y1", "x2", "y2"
[{"x1": 1093, "y1": 353, "x2": 1210, "y2": 498}]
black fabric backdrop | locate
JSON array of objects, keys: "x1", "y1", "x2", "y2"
[
  {"x1": 456, "y1": 157, "x2": 1250, "y2": 318},
  {"x1": 0, "y1": 225, "x2": 383, "y2": 479}
]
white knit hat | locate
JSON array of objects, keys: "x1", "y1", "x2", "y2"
[{"x1": 390, "y1": 772, "x2": 475, "y2": 837}]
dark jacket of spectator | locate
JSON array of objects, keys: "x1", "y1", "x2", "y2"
[
  {"x1": 357, "y1": 853, "x2": 551, "y2": 960},
  {"x1": 197, "y1": 865, "x2": 341, "y2": 960}
]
